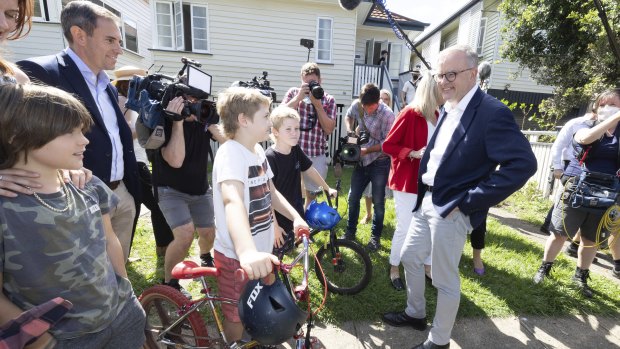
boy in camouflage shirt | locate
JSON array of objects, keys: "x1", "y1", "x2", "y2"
[{"x1": 0, "y1": 84, "x2": 145, "y2": 349}]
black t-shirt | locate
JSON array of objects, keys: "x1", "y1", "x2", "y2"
[
  {"x1": 265, "y1": 145, "x2": 313, "y2": 232},
  {"x1": 153, "y1": 119, "x2": 212, "y2": 195}
]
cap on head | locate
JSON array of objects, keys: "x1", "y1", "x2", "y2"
[{"x1": 113, "y1": 66, "x2": 146, "y2": 81}]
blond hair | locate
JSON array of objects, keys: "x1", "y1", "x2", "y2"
[
  {"x1": 410, "y1": 70, "x2": 442, "y2": 121},
  {"x1": 0, "y1": 84, "x2": 93, "y2": 169},
  {"x1": 269, "y1": 106, "x2": 300, "y2": 143},
  {"x1": 216, "y1": 87, "x2": 271, "y2": 139},
  {"x1": 380, "y1": 89, "x2": 392, "y2": 109}
]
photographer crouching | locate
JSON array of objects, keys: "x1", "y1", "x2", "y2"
[
  {"x1": 154, "y1": 93, "x2": 225, "y2": 297},
  {"x1": 344, "y1": 83, "x2": 395, "y2": 252}
]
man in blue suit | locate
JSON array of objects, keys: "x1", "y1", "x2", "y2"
[
  {"x1": 17, "y1": 1, "x2": 140, "y2": 262},
  {"x1": 383, "y1": 45, "x2": 537, "y2": 349}
]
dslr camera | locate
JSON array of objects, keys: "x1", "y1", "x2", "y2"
[
  {"x1": 335, "y1": 131, "x2": 370, "y2": 165},
  {"x1": 307, "y1": 80, "x2": 324, "y2": 99}
]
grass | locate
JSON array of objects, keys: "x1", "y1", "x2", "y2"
[{"x1": 128, "y1": 169, "x2": 620, "y2": 325}]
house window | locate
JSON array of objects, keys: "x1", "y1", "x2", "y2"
[
  {"x1": 476, "y1": 17, "x2": 487, "y2": 55},
  {"x1": 33, "y1": 0, "x2": 46, "y2": 20},
  {"x1": 155, "y1": 0, "x2": 209, "y2": 53},
  {"x1": 61, "y1": 0, "x2": 139, "y2": 54},
  {"x1": 316, "y1": 17, "x2": 333, "y2": 63},
  {"x1": 123, "y1": 18, "x2": 138, "y2": 53}
]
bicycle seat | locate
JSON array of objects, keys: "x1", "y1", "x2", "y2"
[{"x1": 172, "y1": 260, "x2": 220, "y2": 279}]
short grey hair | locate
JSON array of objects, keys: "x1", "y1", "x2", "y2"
[
  {"x1": 439, "y1": 45, "x2": 479, "y2": 69},
  {"x1": 61, "y1": 1, "x2": 120, "y2": 44}
]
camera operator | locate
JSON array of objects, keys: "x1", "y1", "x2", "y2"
[
  {"x1": 344, "y1": 83, "x2": 395, "y2": 252},
  {"x1": 153, "y1": 94, "x2": 225, "y2": 296},
  {"x1": 282, "y1": 62, "x2": 336, "y2": 209}
]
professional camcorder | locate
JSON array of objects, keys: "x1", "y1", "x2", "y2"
[
  {"x1": 128, "y1": 57, "x2": 219, "y2": 125},
  {"x1": 334, "y1": 131, "x2": 369, "y2": 165},
  {"x1": 231, "y1": 71, "x2": 276, "y2": 102},
  {"x1": 126, "y1": 58, "x2": 219, "y2": 152}
]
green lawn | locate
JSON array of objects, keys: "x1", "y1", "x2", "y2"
[{"x1": 128, "y1": 169, "x2": 620, "y2": 324}]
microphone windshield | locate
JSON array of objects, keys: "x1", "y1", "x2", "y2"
[{"x1": 339, "y1": 0, "x2": 363, "y2": 11}]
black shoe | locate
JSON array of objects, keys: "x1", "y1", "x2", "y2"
[
  {"x1": 565, "y1": 243, "x2": 578, "y2": 257},
  {"x1": 366, "y1": 238, "x2": 380, "y2": 252},
  {"x1": 571, "y1": 268, "x2": 593, "y2": 298},
  {"x1": 382, "y1": 311, "x2": 427, "y2": 331},
  {"x1": 344, "y1": 232, "x2": 356, "y2": 241},
  {"x1": 164, "y1": 279, "x2": 192, "y2": 299},
  {"x1": 390, "y1": 277, "x2": 405, "y2": 291},
  {"x1": 412, "y1": 339, "x2": 450, "y2": 349},
  {"x1": 610, "y1": 267, "x2": 620, "y2": 279},
  {"x1": 200, "y1": 252, "x2": 215, "y2": 267},
  {"x1": 533, "y1": 262, "x2": 553, "y2": 284}
]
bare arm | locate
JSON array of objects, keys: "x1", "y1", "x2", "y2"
[
  {"x1": 160, "y1": 97, "x2": 186, "y2": 168},
  {"x1": 311, "y1": 96, "x2": 336, "y2": 134},
  {"x1": 221, "y1": 180, "x2": 279, "y2": 279},
  {"x1": 269, "y1": 180, "x2": 309, "y2": 232},
  {"x1": 207, "y1": 123, "x2": 227, "y2": 144},
  {"x1": 574, "y1": 111, "x2": 620, "y2": 145},
  {"x1": 103, "y1": 213, "x2": 127, "y2": 277},
  {"x1": 303, "y1": 167, "x2": 337, "y2": 197}
]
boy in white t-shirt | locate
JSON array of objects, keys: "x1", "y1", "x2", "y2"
[{"x1": 213, "y1": 87, "x2": 309, "y2": 343}]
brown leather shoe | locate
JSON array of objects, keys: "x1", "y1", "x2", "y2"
[{"x1": 381, "y1": 311, "x2": 427, "y2": 331}]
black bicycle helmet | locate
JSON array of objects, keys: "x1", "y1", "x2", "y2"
[{"x1": 238, "y1": 277, "x2": 307, "y2": 345}]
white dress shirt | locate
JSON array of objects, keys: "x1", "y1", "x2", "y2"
[
  {"x1": 422, "y1": 84, "x2": 479, "y2": 186},
  {"x1": 66, "y1": 48, "x2": 124, "y2": 181},
  {"x1": 550, "y1": 115, "x2": 592, "y2": 170}
]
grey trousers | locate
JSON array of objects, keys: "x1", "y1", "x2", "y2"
[{"x1": 400, "y1": 192, "x2": 471, "y2": 346}]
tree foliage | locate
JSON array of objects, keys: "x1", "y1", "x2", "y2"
[{"x1": 499, "y1": 0, "x2": 619, "y2": 123}]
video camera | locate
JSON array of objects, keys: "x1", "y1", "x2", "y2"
[
  {"x1": 128, "y1": 57, "x2": 219, "y2": 125},
  {"x1": 334, "y1": 131, "x2": 370, "y2": 165},
  {"x1": 231, "y1": 71, "x2": 277, "y2": 102}
]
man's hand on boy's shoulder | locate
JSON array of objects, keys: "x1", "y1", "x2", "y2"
[
  {"x1": 238, "y1": 251, "x2": 279, "y2": 280},
  {"x1": 0, "y1": 168, "x2": 42, "y2": 197}
]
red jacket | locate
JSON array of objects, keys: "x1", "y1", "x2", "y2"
[{"x1": 382, "y1": 106, "x2": 435, "y2": 194}]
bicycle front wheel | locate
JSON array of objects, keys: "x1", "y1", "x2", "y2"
[
  {"x1": 315, "y1": 238, "x2": 372, "y2": 295},
  {"x1": 139, "y1": 285, "x2": 209, "y2": 348}
]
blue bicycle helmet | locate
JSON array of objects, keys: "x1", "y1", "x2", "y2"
[
  {"x1": 238, "y1": 277, "x2": 307, "y2": 345},
  {"x1": 305, "y1": 200, "x2": 341, "y2": 230}
]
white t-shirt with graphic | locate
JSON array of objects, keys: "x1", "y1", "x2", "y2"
[{"x1": 213, "y1": 140, "x2": 275, "y2": 260}]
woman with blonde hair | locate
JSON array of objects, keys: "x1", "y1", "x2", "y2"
[{"x1": 381, "y1": 70, "x2": 440, "y2": 295}]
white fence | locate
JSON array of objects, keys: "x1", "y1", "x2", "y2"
[{"x1": 523, "y1": 131, "x2": 562, "y2": 199}]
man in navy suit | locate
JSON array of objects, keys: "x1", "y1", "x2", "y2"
[
  {"x1": 17, "y1": 1, "x2": 140, "y2": 262},
  {"x1": 383, "y1": 45, "x2": 537, "y2": 349}
]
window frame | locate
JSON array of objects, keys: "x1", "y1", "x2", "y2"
[
  {"x1": 316, "y1": 17, "x2": 333, "y2": 63},
  {"x1": 32, "y1": 0, "x2": 47, "y2": 21},
  {"x1": 189, "y1": 4, "x2": 209, "y2": 53},
  {"x1": 476, "y1": 17, "x2": 488, "y2": 55},
  {"x1": 122, "y1": 16, "x2": 139, "y2": 53},
  {"x1": 155, "y1": 1, "x2": 175, "y2": 50}
]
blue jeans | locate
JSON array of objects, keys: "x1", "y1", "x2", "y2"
[{"x1": 346, "y1": 157, "x2": 390, "y2": 240}]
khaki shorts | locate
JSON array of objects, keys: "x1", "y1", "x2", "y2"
[{"x1": 302, "y1": 154, "x2": 328, "y2": 192}]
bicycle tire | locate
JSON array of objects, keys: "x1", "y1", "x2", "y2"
[
  {"x1": 139, "y1": 285, "x2": 209, "y2": 348},
  {"x1": 314, "y1": 238, "x2": 372, "y2": 295}
]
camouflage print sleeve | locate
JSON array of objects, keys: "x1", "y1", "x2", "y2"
[{"x1": 86, "y1": 176, "x2": 119, "y2": 215}]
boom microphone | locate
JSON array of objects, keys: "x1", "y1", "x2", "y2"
[{"x1": 339, "y1": 0, "x2": 363, "y2": 11}]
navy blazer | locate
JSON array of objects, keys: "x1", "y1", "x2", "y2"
[
  {"x1": 414, "y1": 88, "x2": 537, "y2": 228},
  {"x1": 17, "y1": 52, "x2": 140, "y2": 202}
]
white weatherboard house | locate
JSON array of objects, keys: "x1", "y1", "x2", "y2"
[
  {"x1": 411, "y1": 0, "x2": 554, "y2": 116},
  {"x1": 5, "y1": 0, "x2": 427, "y2": 152}
]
